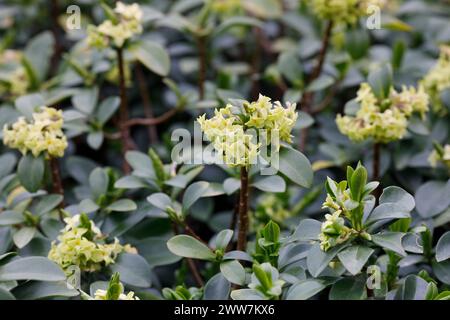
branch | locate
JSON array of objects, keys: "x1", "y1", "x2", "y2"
[
  {"x1": 237, "y1": 167, "x2": 249, "y2": 252},
  {"x1": 122, "y1": 108, "x2": 178, "y2": 127},
  {"x1": 116, "y1": 47, "x2": 132, "y2": 173},
  {"x1": 171, "y1": 223, "x2": 204, "y2": 287},
  {"x1": 135, "y1": 63, "x2": 159, "y2": 144},
  {"x1": 299, "y1": 20, "x2": 334, "y2": 151}
]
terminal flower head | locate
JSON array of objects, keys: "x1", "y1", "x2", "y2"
[
  {"x1": 3, "y1": 106, "x2": 67, "y2": 158},
  {"x1": 93, "y1": 272, "x2": 140, "y2": 300},
  {"x1": 197, "y1": 95, "x2": 298, "y2": 167},
  {"x1": 48, "y1": 213, "x2": 130, "y2": 273},
  {"x1": 336, "y1": 83, "x2": 429, "y2": 143},
  {"x1": 311, "y1": 0, "x2": 386, "y2": 25},
  {"x1": 319, "y1": 210, "x2": 353, "y2": 251},
  {"x1": 87, "y1": 2, "x2": 143, "y2": 49},
  {"x1": 420, "y1": 45, "x2": 450, "y2": 114}
]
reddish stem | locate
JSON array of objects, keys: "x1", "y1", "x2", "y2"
[
  {"x1": 135, "y1": 64, "x2": 159, "y2": 144},
  {"x1": 116, "y1": 47, "x2": 132, "y2": 174},
  {"x1": 237, "y1": 167, "x2": 249, "y2": 252},
  {"x1": 299, "y1": 20, "x2": 334, "y2": 151}
]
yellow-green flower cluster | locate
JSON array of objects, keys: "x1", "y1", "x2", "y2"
[
  {"x1": 319, "y1": 210, "x2": 353, "y2": 251},
  {"x1": 211, "y1": 0, "x2": 242, "y2": 16},
  {"x1": 197, "y1": 95, "x2": 297, "y2": 167},
  {"x1": 0, "y1": 50, "x2": 29, "y2": 98},
  {"x1": 48, "y1": 214, "x2": 129, "y2": 273},
  {"x1": 3, "y1": 107, "x2": 68, "y2": 158},
  {"x1": 311, "y1": 0, "x2": 385, "y2": 25},
  {"x1": 244, "y1": 95, "x2": 298, "y2": 145},
  {"x1": 429, "y1": 144, "x2": 450, "y2": 171},
  {"x1": 336, "y1": 83, "x2": 429, "y2": 143},
  {"x1": 87, "y1": 2, "x2": 143, "y2": 49},
  {"x1": 94, "y1": 288, "x2": 139, "y2": 300},
  {"x1": 420, "y1": 46, "x2": 450, "y2": 114},
  {"x1": 256, "y1": 194, "x2": 291, "y2": 224}
]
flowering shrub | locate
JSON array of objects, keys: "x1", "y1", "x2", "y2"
[
  {"x1": 0, "y1": 0, "x2": 449, "y2": 303},
  {"x1": 48, "y1": 213, "x2": 130, "y2": 273}
]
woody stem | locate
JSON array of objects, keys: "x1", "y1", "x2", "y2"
[
  {"x1": 299, "y1": 20, "x2": 333, "y2": 152},
  {"x1": 50, "y1": 157, "x2": 65, "y2": 220},
  {"x1": 373, "y1": 142, "x2": 381, "y2": 201},
  {"x1": 237, "y1": 167, "x2": 249, "y2": 252},
  {"x1": 116, "y1": 47, "x2": 132, "y2": 174}
]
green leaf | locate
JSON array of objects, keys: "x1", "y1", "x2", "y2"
[
  {"x1": 132, "y1": 41, "x2": 170, "y2": 76},
  {"x1": 337, "y1": 246, "x2": 374, "y2": 275},
  {"x1": 415, "y1": 180, "x2": 450, "y2": 218},
  {"x1": 115, "y1": 176, "x2": 147, "y2": 189},
  {"x1": 125, "y1": 151, "x2": 156, "y2": 179},
  {"x1": 0, "y1": 153, "x2": 16, "y2": 179},
  {"x1": 135, "y1": 237, "x2": 181, "y2": 268},
  {"x1": 252, "y1": 175, "x2": 286, "y2": 193},
  {"x1": 350, "y1": 165, "x2": 367, "y2": 201},
  {"x1": 24, "y1": 31, "x2": 54, "y2": 82},
  {"x1": 220, "y1": 260, "x2": 246, "y2": 285},
  {"x1": 329, "y1": 277, "x2": 367, "y2": 300},
  {"x1": 367, "y1": 64, "x2": 392, "y2": 100},
  {"x1": 109, "y1": 253, "x2": 152, "y2": 288},
  {"x1": 286, "y1": 279, "x2": 328, "y2": 300},
  {"x1": 87, "y1": 131, "x2": 104, "y2": 150},
  {"x1": 366, "y1": 203, "x2": 410, "y2": 224},
  {"x1": 0, "y1": 211, "x2": 25, "y2": 226},
  {"x1": 371, "y1": 232, "x2": 406, "y2": 256},
  {"x1": 182, "y1": 181, "x2": 210, "y2": 211},
  {"x1": 79, "y1": 198, "x2": 100, "y2": 213},
  {"x1": 394, "y1": 275, "x2": 428, "y2": 300},
  {"x1": 147, "y1": 193, "x2": 172, "y2": 210},
  {"x1": 0, "y1": 287, "x2": 15, "y2": 300},
  {"x1": 214, "y1": 16, "x2": 262, "y2": 36},
  {"x1": 34, "y1": 194, "x2": 63, "y2": 215},
  {"x1": 167, "y1": 235, "x2": 215, "y2": 261},
  {"x1": 96, "y1": 97, "x2": 120, "y2": 125},
  {"x1": 0, "y1": 257, "x2": 65, "y2": 281},
  {"x1": 17, "y1": 154, "x2": 45, "y2": 193},
  {"x1": 13, "y1": 227, "x2": 36, "y2": 249},
  {"x1": 432, "y1": 259, "x2": 450, "y2": 285},
  {"x1": 392, "y1": 40, "x2": 406, "y2": 70},
  {"x1": 89, "y1": 168, "x2": 109, "y2": 199},
  {"x1": 306, "y1": 75, "x2": 334, "y2": 92},
  {"x1": 307, "y1": 243, "x2": 345, "y2": 277},
  {"x1": 290, "y1": 219, "x2": 321, "y2": 242},
  {"x1": 277, "y1": 51, "x2": 303, "y2": 86},
  {"x1": 215, "y1": 229, "x2": 233, "y2": 251},
  {"x1": 223, "y1": 178, "x2": 240, "y2": 195},
  {"x1": 13, "y1": 281, "x2": 79, "y2": 300},
  {"x1": 71, "y1": 87, "x2": 99, "y2": 115},
  {"x1": 204, "y1": 273, "x2": 230, "y2": 300},
  {"x1": 106, "y1": 199, "x2": 137, "y2": 212},
  {"x1": 436, "y1": 232, "x2": 450, "y2": 262},
  {"x1": 278, "y1": 146, "x2": 313, "y2": 188},
  {"x1": 230, "y1": 289, "x2": 264, "y2": 300},
  {"x1": 380, "y1": 186, "x2": 415, "y2": 211},
  {"x1": 243, "y1": 0, "x2": 282, "y2": 19}
]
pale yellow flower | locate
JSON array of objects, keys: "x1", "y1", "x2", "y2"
[
  {"x1": 336, "y1": 83, "x2": 429, "y2": 144},
  {"x1": 311, "y1": 0, "x2": 386, "y2": 25},
  {"x1": 197, "y1": 95, "x2": 298, "y2": 167},
  {"x1": 48, "y1": 214, "x2": 130, "y2": 273},
  {"x1": 421, "y1": 45, "x2": 450, "y2": 114},
  {"x1": 87, "y1": 2, "x2": 143, "y2": 49},
  {"x1": 319, "y1": 210, "x2": 353, "y2": 251},
  {"x1": 429, "y1": 144, "x2": 450, "y2": 170},
  {"x1": 3, "y1": 107, "x2": 67, "y2": 158},
  {"x1": 94, "y1": 289, "x2": 140, "y2": 300}
]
